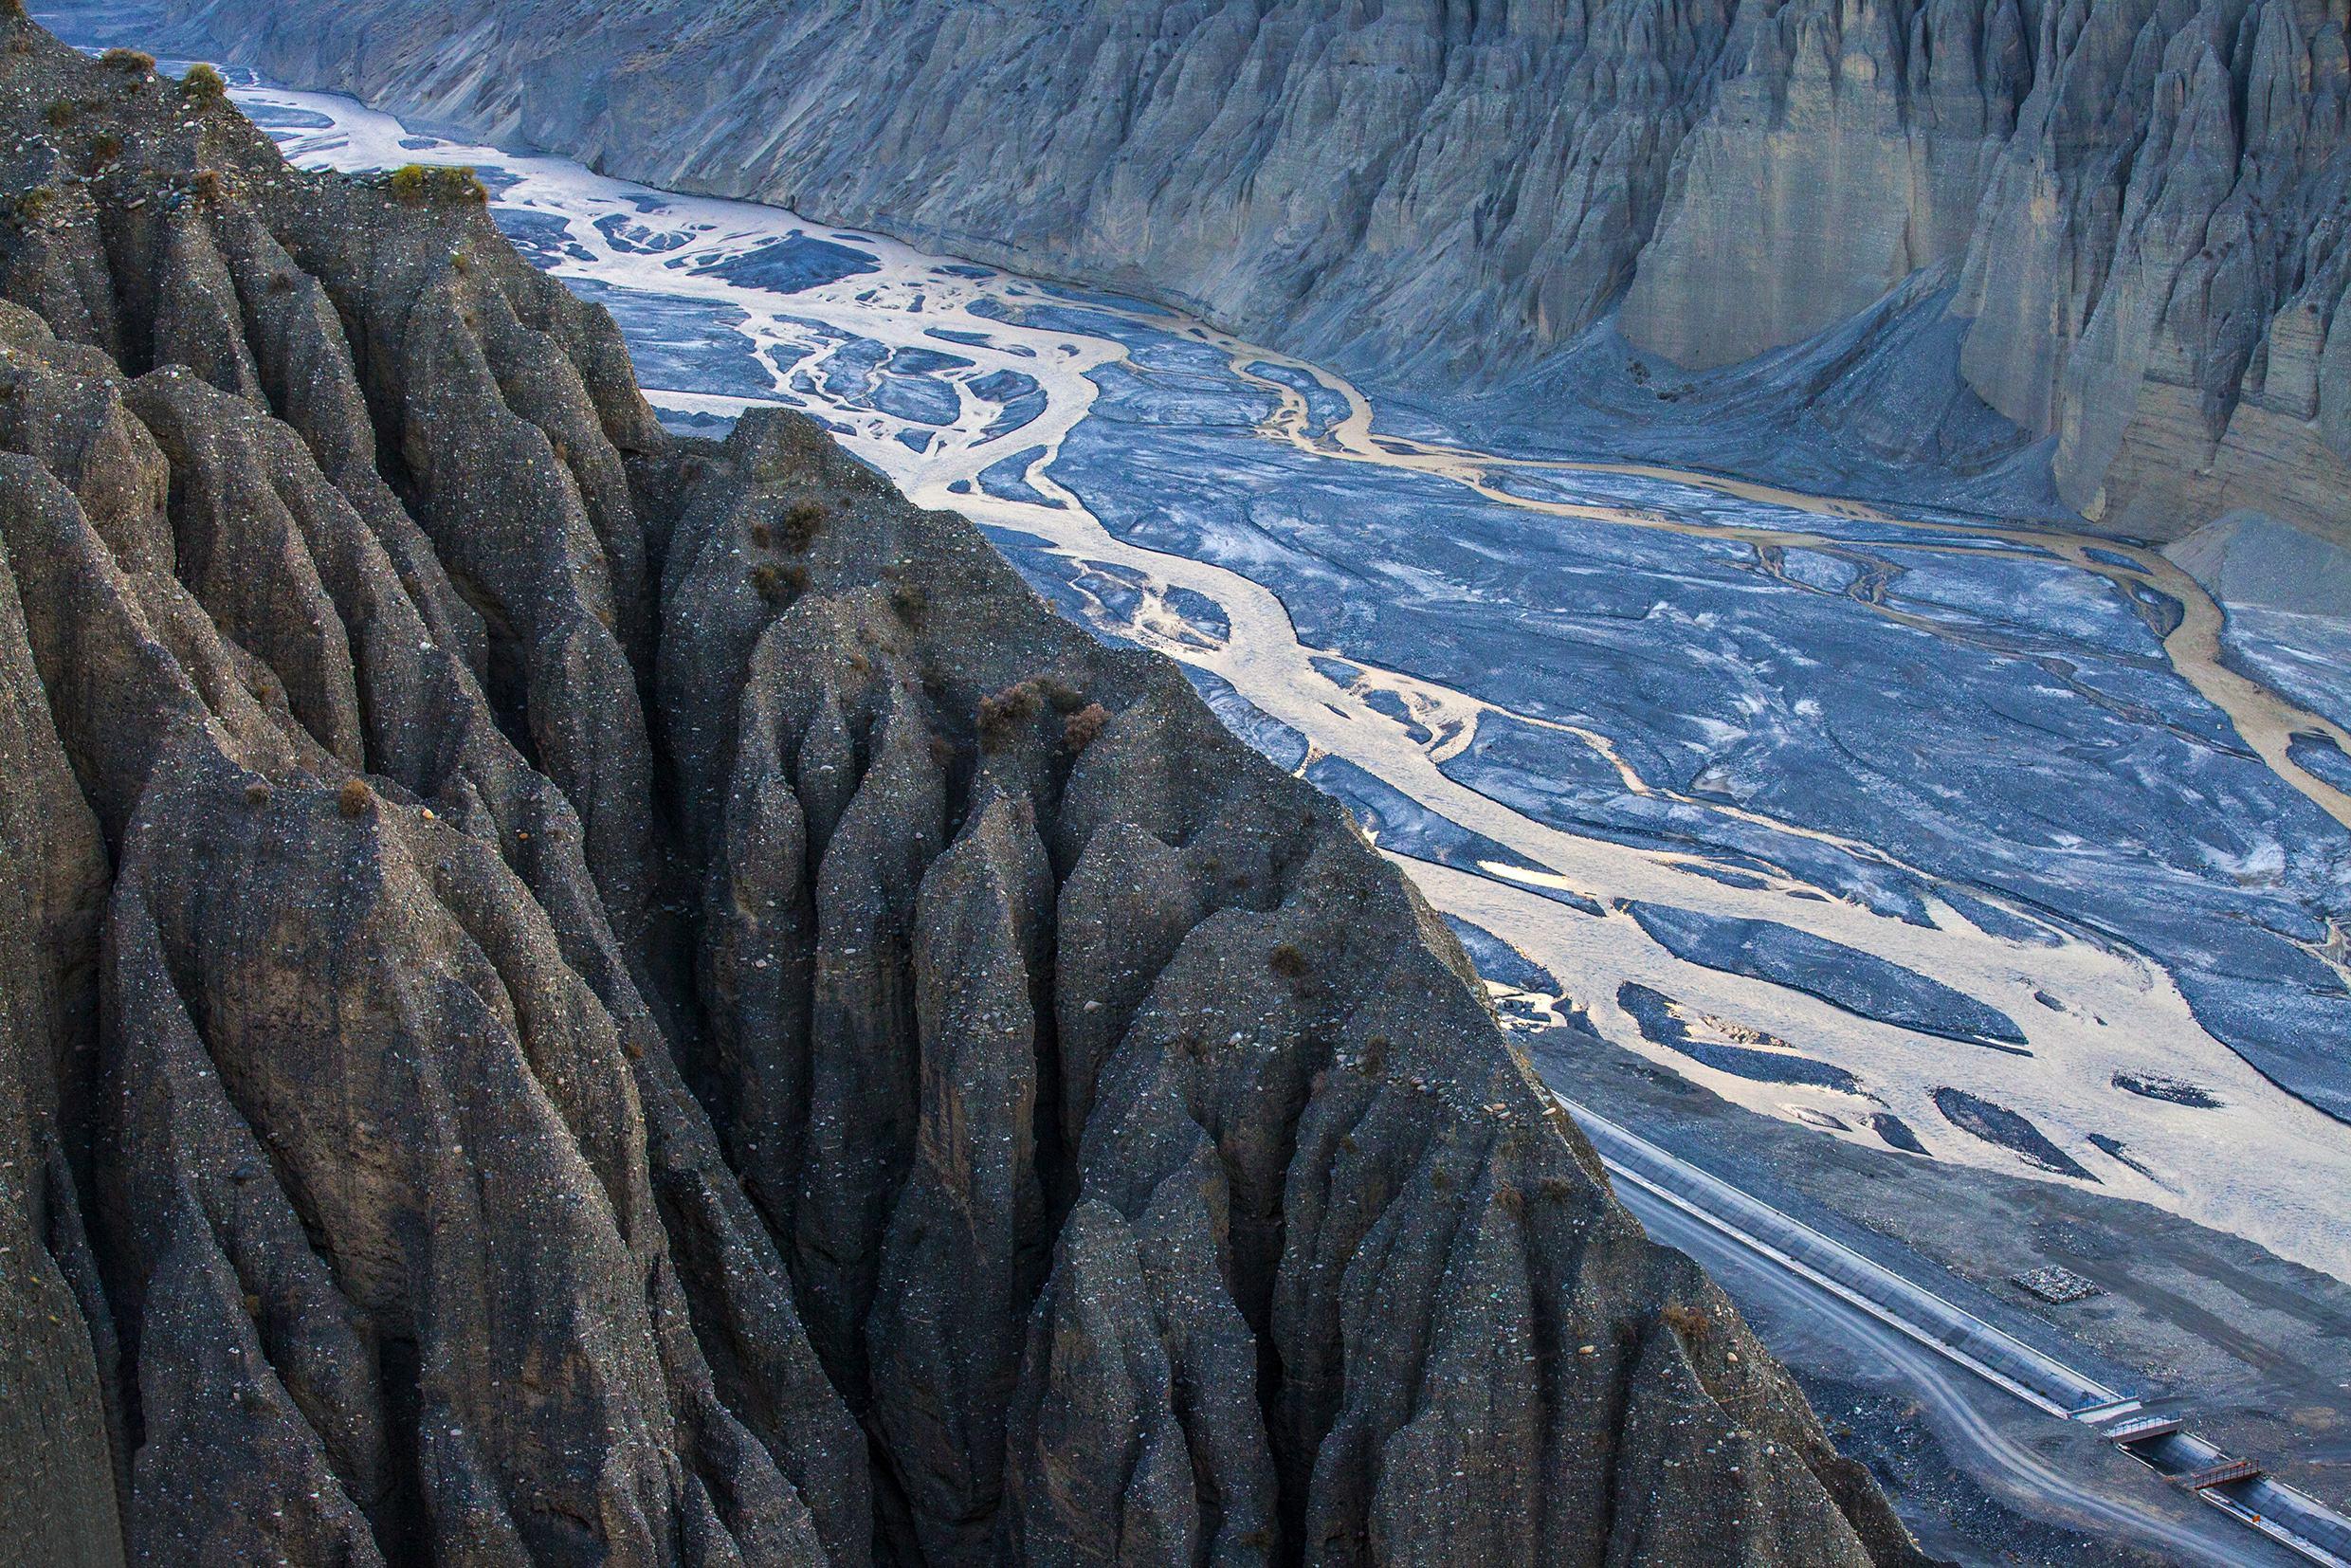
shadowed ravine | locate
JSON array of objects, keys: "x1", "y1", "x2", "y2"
[{"x1": 0, "y1": 23, "x2": 1936, "y2": 1568}]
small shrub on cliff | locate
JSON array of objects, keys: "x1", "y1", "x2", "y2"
[
  {"x1": 439, "y1": 166, "x2": 488, "y2": 203},
  {"x1": 1062, "y1": 702, "x2": 1108, "y2": 754},
  {"x1": 1660, "y1": 1302, "x2": 1712, "y2": 1343},
  {"x1": 975, "y1": 680, "x2": 1041, "y2": 750},
  {"x1": 44, "y1": 100, "x2": 73, "y2": 129},
  {"x1": 387, "y1": 163, "x2": 486, "y2": 205},
  {"x1": 191, "y1": 169, "x2": 226, "y2": 204},
  {"x1": 180, "y1": 63, "x2": 228, "y2": 105},
  {"x1": 750, "y1": 561, "x2": 806, "y2": 606},
  {"x1": 100, "y1": 47, "x2": 155, "y2": 73},
  {"x1": 1267, "y1": 942, "x2": 1309, "y2": 980},
  {"x1": 10, "y1": 187, "x2": 56, "y2": 223},
  {"x1": 87, "y1": 132, "x2": 122, "y2": 172},
  {"x1": 337, "y1": 778, "x2": 374, "y2": 819},
  {"x1": 779, "y1": 496, "x2": 826, "y2": 552}
]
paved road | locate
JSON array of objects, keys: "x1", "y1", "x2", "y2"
[
  {"x1": 1627, "y1": 1185, "x2": 2299, "y2": 1567},
  {"x1": 1561, "y1": 1095, "x2": 2318, "y2": 1566}
]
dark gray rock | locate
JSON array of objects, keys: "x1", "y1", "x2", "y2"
[
  {"x1": 0, "y1": 429, "x2": 120, "y2": 1568},
  {"x1": 0, "y1": 23, "x2": 1933, "y2": 1566}
]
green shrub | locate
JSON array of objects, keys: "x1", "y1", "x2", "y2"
[
  {"x1": 100, "y1": 47, "x2": 155, "y2": 72},
  {"x1": 180, "y1": 62, "x2": 228, "y2": 104},
  {"x1": 386, "y1": 163, "x2": 485, "y2": 205},
  {"x1": 43, "y1": 100, "x2": 72, "y2": 128}
]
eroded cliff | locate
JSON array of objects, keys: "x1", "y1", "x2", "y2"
[
  {"x1": 137, "y1": 0, "x2": 2351, "y2": 543},
  {"x1": 0, "y1": 22, "x2": 1929, "y2": 1567}
]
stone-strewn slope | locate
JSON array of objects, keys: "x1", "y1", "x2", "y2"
[
  {"x1": 140, "y1": 0, "x2": 2351, "y2": 543},
  {"x1": 0, "y1": 22, "x2": 1928, "y2": 1567}
]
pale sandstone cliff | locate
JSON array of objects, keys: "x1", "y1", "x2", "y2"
[
  {"x1": 0, "y1": 22, "x2": 1931, "y2": 1566},
  {"x1": 137, "y1": 0, "x2": 2351, "y2": 544}
]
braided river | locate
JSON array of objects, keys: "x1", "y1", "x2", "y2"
[{"x1": 239, "y1": 75, "x2": 2351, "y2": 1285}]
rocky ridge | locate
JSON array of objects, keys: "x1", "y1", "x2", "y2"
[
  {"x1": 0, "y1": 21, "x2": 1929, "y2": 1567},
  {"x1": 137, "y1": 0, "x2": 2351, "y2": 545}
]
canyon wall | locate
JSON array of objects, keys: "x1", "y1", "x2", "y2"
[
  {"x1": 0, "y1": 22, "x2": 1929, "y2": 1566},
  {"x1": 137, "y1": 0, "x2": 2351, "y2": 544}
]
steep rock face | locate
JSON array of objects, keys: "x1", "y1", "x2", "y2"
[
  {"x1": 139, "y1": 0, "x2": 2351, "y2": 544},
  {"x1": 1952, "y1": 0, "x2": 2351, "y2": 532},
  {"x1": 1616, "y1": 0, "x2": 2028, "y2": 370},
  {"x1": 0, "y1": 360, "x2": 120, "y2": 1568},
  {"x1": 0, "y1": 24, "x2": 1930, "y2": 1567}
]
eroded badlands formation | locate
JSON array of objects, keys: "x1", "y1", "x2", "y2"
[
  {"x1": 153, "y1": 0, "x2": 2351, "y2": 542},
  {"x1": 0, "y1": 24, "x2": 1928, "y2": 1566}
]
